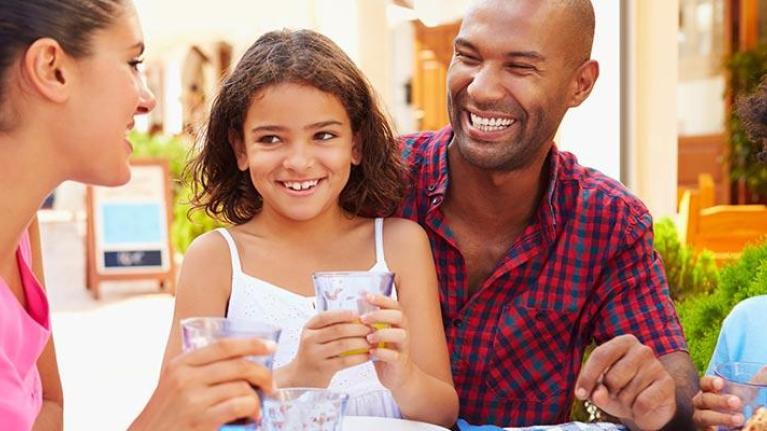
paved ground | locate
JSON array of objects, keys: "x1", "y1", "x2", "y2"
[{"x1": 39, "y1": 217, "x2": 175, "y2": 430}]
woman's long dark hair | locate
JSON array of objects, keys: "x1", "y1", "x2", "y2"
[{"x1": 0, "y1": 0, "x2": 123, "y2": 130}]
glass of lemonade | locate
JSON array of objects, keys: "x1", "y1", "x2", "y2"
[
  {"x1": 181, "y1": 317, "x2": 282, "y2": 430},
  {"x1": 312, "y1": 271, "x2": 395, "y2": 356}
]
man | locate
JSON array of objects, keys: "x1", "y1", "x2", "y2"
[{"x1": 396, "y1": 0, "x2": 698, "y2": 429}]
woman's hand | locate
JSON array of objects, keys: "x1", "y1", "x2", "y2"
[
  {"x1": 278, "y1": 310, "x2": 372, "y2": 388},
  {"x1": 131, "y1": 337, "x2": 276, "y2": 431},
  {"x1": 362, "y1": 294, "x2": 416, "y2": 392},
  {"x1": 692, "y1": 375, "x2": 744, "y2": 430}
]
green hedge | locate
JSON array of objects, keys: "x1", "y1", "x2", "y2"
[
  {"x1": 651, "y1": 218, "x2": 767, "y2": 372},
  {"x1": 129, "y1": 132, "x2": 223, "y2": 254},
  {"x1": 653, "y1": 217, "x2": 719, "y2": 301},
  {"x1": 676, "y1": 242, "x2": 767, "y2": 372}
]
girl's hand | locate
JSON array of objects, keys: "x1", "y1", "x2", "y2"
[
  {"x1": 133, "y1": 338, "x2": 276, "y2": 431},
  {"x1": 281, "y1": 310, "x2": 372, "y2": 388},
  {"x1": 362, "y1": 294, "x2": 416, "y2": 391},
  {"x1": 692, "y1": 375, "x2": 744, "y2": 430}
]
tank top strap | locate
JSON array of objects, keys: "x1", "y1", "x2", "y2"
[
  {"x1": 374, "y1": 218, "x2": 385, "y2": 266},
  {"x1": 215, "y1": 228, "x2": 243, "y2": 277}
]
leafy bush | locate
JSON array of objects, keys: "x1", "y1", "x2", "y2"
[
  {"x1": 677, "y1": 241, "x2": 767, "y2": 372},
  {"x1": 129, "y1": 131, "x2": 224, "y2": 254},
  {"x1": 171, "y1": 184, "x2": 224, "y2": 253},
  {"x1": 129, "y1": 131, "x2": 189, "y2": 186},
  {"x1": 653, "y1": 217, "x2": 719, "y2": 301}
]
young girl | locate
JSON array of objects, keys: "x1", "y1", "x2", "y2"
[
  {"x1": 163, "y1": 29, "x2": 458, "y2": 427},
  {"x1": 0, "y1": 1, "x2": 274, "y2": 429}
]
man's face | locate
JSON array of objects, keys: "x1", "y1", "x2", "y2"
[{"x1": 447, "y1": 0, "x2": 581, "y2": 171}]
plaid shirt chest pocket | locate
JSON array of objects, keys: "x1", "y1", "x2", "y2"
[{"x1": 488, "y1": 303, "x2": 580, "y2": 403}]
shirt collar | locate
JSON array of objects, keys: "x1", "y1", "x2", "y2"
[
  {"x1": 421, "y1": 125, "x2": 453, "y2": 199},
  {"x1": 425, "y1": 125, "x2": 561, "y2": 242}
]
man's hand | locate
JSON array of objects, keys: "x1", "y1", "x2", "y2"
[{"x1": 575, "y1": 334, "x2": 676, "y2": 430}]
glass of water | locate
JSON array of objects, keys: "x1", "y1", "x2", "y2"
[
  {"x1": 181, "y1": 317, "x2": 282, "y2": 430},
  {"x1": 262, "y1": 388, "x2": 349, "y2": 431},
  {"x1": 714, "y1": 361, "x2": 767, "y2": 430}
]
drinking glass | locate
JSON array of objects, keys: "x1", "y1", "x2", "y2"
[
  {"x1": 261, "y1": 388, "x2": 349, "y2": 431},
  {"x1": 313, "y1": 271, "x2": 395, "y2": 355},
  {"x1": 181, "y1": 317, "x2": 282, "y2": 430},
  {"x1": 714, "y1": 361, "x2": 767, "y2": 430}
]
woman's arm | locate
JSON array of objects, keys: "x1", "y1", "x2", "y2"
[
  {"x1": 29, "y1": 216, "x2": 64, "y2": 431},
  {"x1": 372, "y1": 218, "x2": 458, "y2": 427}
]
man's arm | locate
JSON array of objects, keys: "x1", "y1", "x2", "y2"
[
  {"x1": 658, "y1": 351, "x2": 699, "y2": 431},
  {"x1": 576, "y1": 208, "x2": 695, "y2": 430}
]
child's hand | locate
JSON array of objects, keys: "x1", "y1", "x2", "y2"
[
  {"x1": 361, "y1": 294, "x2": 416, "y2": 392},
  {"x1": 692, "y1": 375, "x2": 744, "y2": 430},
  {"x1": 283, "y1": 310, "x2": 372, "y2": 388}
]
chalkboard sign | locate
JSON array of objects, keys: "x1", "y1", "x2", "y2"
[{"x1": 86, "y1": 159, "x2": 175, "y2": 299}]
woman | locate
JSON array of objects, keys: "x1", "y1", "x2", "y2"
[{"x1": 0, "y1": 1, "x2": 273, "y2": 430}]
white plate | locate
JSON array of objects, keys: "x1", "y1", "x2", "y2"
[{"x1": 342, "y1": 416, "x2": 451, "y2": 431}]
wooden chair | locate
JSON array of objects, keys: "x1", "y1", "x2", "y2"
[
  {"x1": 697, "y1": 173, "x2": 716, "y2": 209},
  {"x1": 678, "y1": 188, "x2": 767, "y2": 265}
]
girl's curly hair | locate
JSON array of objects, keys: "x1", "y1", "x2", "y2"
[{"x1": 187, "y1": 29, "x2": 406, "y2": 224}]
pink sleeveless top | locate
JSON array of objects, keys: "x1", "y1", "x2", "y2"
[{"x1": 0, "y1": 231, "x2": 50, "y2": 430}]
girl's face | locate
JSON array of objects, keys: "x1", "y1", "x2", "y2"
[
  {"x1": 236, "y1": 82, "x2": 361, "y2": 223},
  {"x1": 62, "y1": 0, "x2": 155, "y2": 186}
]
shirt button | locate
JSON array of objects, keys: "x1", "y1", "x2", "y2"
[
  {"x1": 431, "y1": 196, "x2": 443, "y2": 206},
  {"x1": 427, "y1": 184, "x2": 436, "y2": 191}
]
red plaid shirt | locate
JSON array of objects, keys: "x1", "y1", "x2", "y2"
[{"x1": 396, "y1": 126, "x2": 687, "y2": 426}]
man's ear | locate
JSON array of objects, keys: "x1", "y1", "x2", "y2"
[
  {"x1": 22, "y1": 38, "x2": 72, "y2": 104},
  {"x1": 229, "y1": 130, "x2": 249, "y2": 171},
  {"x1": 568, "y1": 60, "x2": 599, "y2": 108},
  {"x1": 351, "y1": 134, "x2": 362, "y2": 166}
]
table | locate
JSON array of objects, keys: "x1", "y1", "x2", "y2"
[
  {"x1": 343, "y1": 416, "x2": 450, "y2": 430},
  {"x1": 504, "y1": 423, "x2": 626, "y2": 431},
  {"x1": 341, "y1": 417, "x2": 626, "y2": 431}
]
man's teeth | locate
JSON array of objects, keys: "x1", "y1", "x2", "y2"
[
  {"x1": 470, "y1": 112, "x2": 515, "y2": 132},
  {"x1": 283, "y1": 180, "x2": 319, "y2": 191}
]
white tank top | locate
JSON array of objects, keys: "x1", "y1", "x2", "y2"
[{"x1": 217, "y1": 218, "x2": 401, "y2": 418}]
